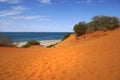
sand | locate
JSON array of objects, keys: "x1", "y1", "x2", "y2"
[
  {"x1": 0, "y1": 28, "x2": 120, "y2": 80},
  {"x1": 40, "y1": 40, "x2": 61, "y2": 47},
  {"x1": 14, "y1": 40, "x2": 61, "y2": 47}
]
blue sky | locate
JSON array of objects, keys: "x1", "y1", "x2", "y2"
[{"x1": 0, "y1": 0, "x2": 120, "y2": 32}]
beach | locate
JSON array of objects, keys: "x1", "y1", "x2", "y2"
[
  {"x1": 13, "y1": 40, "x2": 61, "y2": 47},
  {"x1": 0, "y1": 28, "x2": 120, "y2": 80},
  {"x1": 0, "y1": 1, "x2": 119, "y2": 80}
]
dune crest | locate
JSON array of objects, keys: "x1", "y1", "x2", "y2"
[{"x1": 0, "y1": 28, "x2": 120, "y2": 80}]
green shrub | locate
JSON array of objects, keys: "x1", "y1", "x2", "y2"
[
  {"x1": 74, "y1": 16, "x2": 120, "y2": 34},
  {"x1": 0, "y1": 35, "x2": 16, "y2": 47},
  {"x1": 73, "y1": 22, "x2": 87, "y2": 36},
  {"x1": 21, "y1": 40, "x2": 40, "y2": 48},
  {"x1": 91, "y1": 16, "x2": 119, "y2": 30},
  {"x1": 87, "y1": 22, "x2": 98, "y2": 33},
  {"x1": 62, "y1": 33, "x2": 72, "y2": 41}
]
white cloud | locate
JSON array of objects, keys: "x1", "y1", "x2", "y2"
[
  {"x1": 12, "y1": 6, "x2": 25, "y2": 10},
  {"x1": 12, "y1": 15, "x2": 50, "y2": 21},
  {"x1": 86, "y1": 0, "x2": 93, "y2": 4},
  {"x1": 76, "y1": 0, "x2": 95, "y2": 5},
  {"x1": 38, "y1": 0, "x2": 51, "y2": 4},
  {"x1": 0, "y1": 6, "x2": 26, "y2": 17},
  {"x1": 0, "y1": 0, "x2": 20, "y2": 4},
  {"x1": 0, "y1": 19, "x2": 12, "y2": 26}
]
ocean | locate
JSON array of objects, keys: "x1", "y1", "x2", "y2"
[{"x1": 0, "y1": 32, "x2": 71, "y2": 42}]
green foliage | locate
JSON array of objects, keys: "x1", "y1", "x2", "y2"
[
  {"x1": 62, "y1": 33, "x2": 72, "y2": 41},
  {"x1": 21, "y1": 40, "x2": 40, "y2": 48},
  {"x1": 73, "y1": 21, "x2": 87, "y2": 36},
  {"x1": 91, "y1": 16, "x2": 119, "y2": 30},
  {"x1": 87, "y1": 22, "x2": 98, "y2": 33},
  {"x1": 73, "y1": 16, "x2": 120, "y2": 35},
  {"x1": 47, "y1": 43, "x2": 58, "y2": 48},
  {"x1": 0, "y1": 35, "x2": 16, "y2": 47}
]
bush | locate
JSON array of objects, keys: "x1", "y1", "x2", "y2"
[
  {"x1": 91, "y1": 16, "x2": 119, "y2": 30},
  {"x1": 62, "y1": 33, "x2": 72, "y2": 41},
  {"x1": 73, "y1": 22, "x2": 87, "y2": 36},
  {"x1": 0, "y1": 35, "x2": 16, "y2": 47},
  {"x1": 21, "y1": 40, "x2": 40, "y2": 48},
  {"x1": 87, "y1": 22, "x2": 98, "y2": 33},
  {"x1": 74, "y1": 16, "x2": 120, "y2": 35}
]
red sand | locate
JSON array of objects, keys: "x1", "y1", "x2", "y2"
[{"x1": 0, "y1": 28, "x2": 120, "y2": 80}]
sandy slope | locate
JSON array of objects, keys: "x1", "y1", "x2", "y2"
[{"x1": 0, "y1": 28, "x2": 120, "y2": 80}]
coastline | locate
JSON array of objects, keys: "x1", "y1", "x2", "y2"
[{"x1": 13, "y1": 40, "x2": 61, "y2": 47}]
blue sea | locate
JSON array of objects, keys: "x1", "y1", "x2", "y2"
[{"x1": 0, "y1": 32, "x2": 71, "y2": 42}]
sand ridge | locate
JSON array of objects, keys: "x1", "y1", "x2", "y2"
[{"x1": 0, "y1": 28, "x2": 120, "y2": 80}]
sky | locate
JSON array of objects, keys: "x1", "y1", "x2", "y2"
[{"x1": 0, "y1": 0, "x2": 120, "y2": 32}]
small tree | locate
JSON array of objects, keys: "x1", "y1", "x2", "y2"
[
  {"x1": 74, "y1": 16, "x2": 119, "y2": 34},
  {"x1": 106, "y1": 16, "x2": 119, "y2": 30},
  {"x1": 91, "y1": 16, "x2": 119, "y2": 30},
  {"x1": 73, "y1": 21, "x2": 87, "y2": 36},
  {"x1": 87, "y1": 22, "x2": 98, "y2": 33}
]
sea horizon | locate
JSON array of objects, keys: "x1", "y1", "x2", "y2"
[{"x1": 0, "y1": 32, "x2": 72, "y2": 42}]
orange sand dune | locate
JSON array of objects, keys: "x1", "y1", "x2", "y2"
[{"x1": 0, "y1": 29, "x2": 120, "y2": 80}]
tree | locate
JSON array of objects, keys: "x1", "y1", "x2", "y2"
[
  {"x1": 73, "y1": 16, "x2": 120, "y2": 35},
  {"x1": 87, "y1": 22, "x2": 98, "y2": 33},
  {"x1": 107, "y1": 16, "x2": 120, "y2": 30},
  {"x1": 91, "y1": 16, "x2": 119, "y2": 30},
  {"x1": 73, "y1": 21, "x2": 87, "y2": 36}
]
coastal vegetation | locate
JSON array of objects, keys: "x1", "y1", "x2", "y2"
[
  {"x1": 0, "y1": 16, "x2": 119, "y2": 48},
  {"x1": 74, "y1": 16, "x2": 120, "y2": 35},
  {"x1": 47, "y1": 33, "x2": 72, "y2": 48},
  {"x1": 46, "y1": 15, "x2": 120, "y2": 48},
  {"x1": 21, "y1": 40, "x2": 40, "y2": 48},
  {"x1": 0, "y1": 36, "x2": 16, "y2": 47},
  {"x1": 62, "y1": 33, "x2": 72, "y2": 41},
  {"x1": 73, "y1": 21, "x2": 87, "y2": 36}
]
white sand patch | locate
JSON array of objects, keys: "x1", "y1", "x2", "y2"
[{"x1": 13, "y1": 40, "x2": 61, "y2": 47}]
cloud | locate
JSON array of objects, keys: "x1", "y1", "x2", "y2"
[
  {"x1": 76, "y1": 0, "x2": 95, "y2": 5},
  {"x1": 0, "y1": 0, "x2": 20, "y2": 4},
  {"x1": 12, "y1": 15, "x2": 50, "y2": 21},
  {"x1": 12, "y1": 6, "x2": 25, "y2": 10},
  {"x1": 0, "y1": 19, "x2": 12, "y2": 26},
  {"x1": 0, "y1": 6, "x2": 26, "y2": 17},
  {"x1": 38, "y1": 0, "x2": 51, "y2": 4},
  {"x1": 86, "y1": 0, "x2": 93, "y2": 4}
]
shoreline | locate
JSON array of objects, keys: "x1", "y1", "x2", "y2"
[{"x1": 13, "y1": 40, "x2": 61, "y2": 47}]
